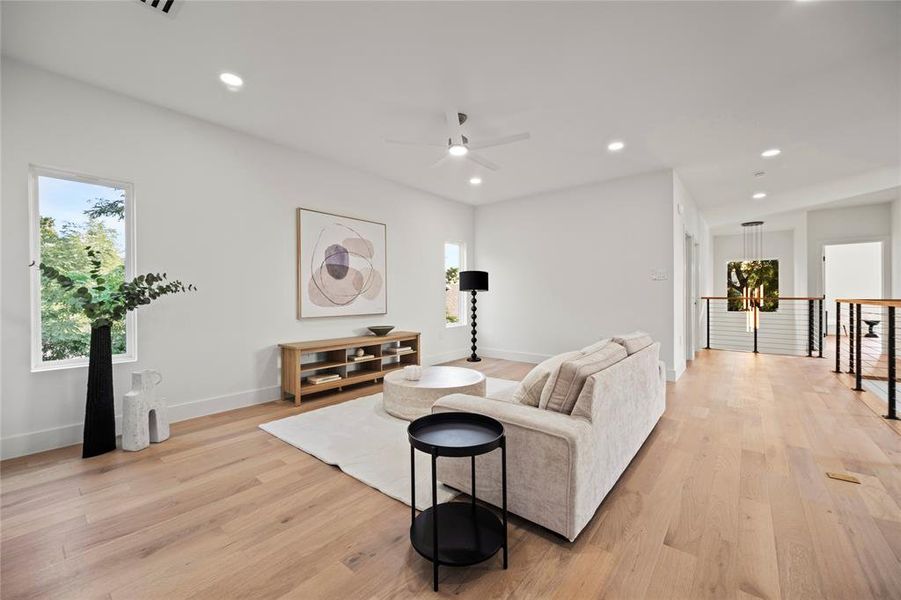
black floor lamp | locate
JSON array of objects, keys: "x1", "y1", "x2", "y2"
[{"x1": 460, "y1": 270, "x2": 488, "y2": 362}]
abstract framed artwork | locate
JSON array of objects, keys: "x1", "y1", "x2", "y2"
[
  {"x1": 296, "y1": 208, "x2": 387, "y2": 318},
  {"x1": 726, "y1": 259, "x2": 779, "y2": 312}
]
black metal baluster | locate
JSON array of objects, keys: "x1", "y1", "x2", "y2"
[
  {"x1": 753, "y1": 308, "x2": 758, "y2": 354},
  {"x1": 808, "y1": 299, "x2": 814, "y2": 357},
  {"x1": 818, "y1": 298, "x2": 823, "y2": 358},
  {"x1": 888, "y1": 306, "x2": 897, "y2": 420},
  {"x1": 706, "y1": 298, "x2": 710, "y2": 350},
  {"x1": 854, "y1": 304, "x2": 863, "y2": 391},
  {"x1": 848, "y1": 303, "x2": 855, "y2": 374},
  {"x1": 834, "y1": 302, "x2": 841, "y2": 373}
]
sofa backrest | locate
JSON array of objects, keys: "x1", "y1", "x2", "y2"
[{"x1": 569, "y1": 342, "x2": 661, "y2": 421}]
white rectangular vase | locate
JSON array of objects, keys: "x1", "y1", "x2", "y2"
[{"x1": 122, "y1": 370, "x2": 170, "y2": 452}]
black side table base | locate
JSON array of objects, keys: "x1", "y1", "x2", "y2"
[{"x1": 408, "y1": 413, "x2": 508, "y2": 592}]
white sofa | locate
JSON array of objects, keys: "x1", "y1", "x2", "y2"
[{"x1": 433, "y1": 341, "x2": 666, "y2": 541}]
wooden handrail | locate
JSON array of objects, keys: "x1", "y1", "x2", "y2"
[
  {"x1": 700, "y1": 296, "x2": 824, "y2": 301},
  {"x1": 836, "y1": 299, "x2": 901, "y2": 308}
]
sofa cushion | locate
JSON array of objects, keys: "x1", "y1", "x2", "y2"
[
  {"x1": 579, "y1": 338, "x2": 611, "y2": 355},
  {"x1": 511, "y1": 351, "x2": 582, "y2": 407},
  {"x1": 539, "y1": 342, "x2": 627, "y2": 414},
  {"x1": 571, "y1": 342, "x2": 661, "y2": 420},
  {"x1": 612, "y1": 330, "x2": 654, "y2": 355}
]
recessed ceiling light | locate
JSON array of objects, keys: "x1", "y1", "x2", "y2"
[
  {"x1": 752, "y1": 192, "x2": 767, "y2": 200},
  {"x1": 448, "y1": 144, "x2": 468, "y2": 157},
  {"x1": 219, "y1": 72, "x2": 244, "y2": 91},
  {"x1": 761, "y1": 148, "x2": 781, "y2": 158},
  {"x1": 607, "y1": 140, "x2": 625, "y2": 152},
  {"x1": 469, "y1": 177, "x2": 482, "y2": 186}
]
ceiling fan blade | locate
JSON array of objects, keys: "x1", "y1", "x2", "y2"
[
  {"x1": 430, "y1": 154, "x2": 452, "y2": 169},
  {"x1": 385, "y1": 138, "x2": 445, "y2": 147},
  {"x1": 467, "y1": 132, "x2": 531, "y2": 150},
  {"x1": 466, "y1": 152, "x2": 500, "y2": 171}
]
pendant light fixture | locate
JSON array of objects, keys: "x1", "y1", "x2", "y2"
[{"x1": 741, "y1": 221, "x2": 765, "y2": 333}]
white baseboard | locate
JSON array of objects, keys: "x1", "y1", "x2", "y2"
[
  {"x1": 0, "y1": 384, "x2": 282, "y2": 460},
  {"x1": 478, "y1": 347, "x2": 551, "y2": 364},
  {"x1": 667, "y1": 365, "x2": 685, "y2": 382},
  {"x1": 166, "y1": 385, "x2": 281, "y2": 423},
  {"x1": 0, "y1": 422, "x2": 89, "y2": 461},
  {"x1": 423, "y1": 349, "x2": 471, "y2": 365}
]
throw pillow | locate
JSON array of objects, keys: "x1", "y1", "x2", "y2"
[
  {"x1": 579, "y1": 338, "x2": 611, "y2": 355},
  {"x1": 612, "y1": 330, "x2": 654, "y2": 355},
  {"x1": 512, "y1": 351, "x2": 582, "y2": 407},
  {"x1": 539, "y1": 342, "x2": 627, "y2": 414}
]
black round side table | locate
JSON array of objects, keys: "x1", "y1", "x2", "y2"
[{"x1": 408, "y1": 411, "x2": 508, "y2": 592}]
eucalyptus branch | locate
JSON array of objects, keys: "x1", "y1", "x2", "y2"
[{"x1": 35, "y1": 245, "x2": 195, "y2": 328}]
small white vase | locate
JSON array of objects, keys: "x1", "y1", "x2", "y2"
[{"x1": 403, "y1": 365, "x2": 422, "y2": 381}]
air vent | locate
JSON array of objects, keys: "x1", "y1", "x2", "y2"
[{"x1": 137, "y1": 0, "x2": 177, "y2": 15}]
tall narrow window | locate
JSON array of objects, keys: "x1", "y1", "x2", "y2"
[
  {"x1": 30, "y1": 167, "x2": 136, "y2": 370},
  {"x1": 445, "y1": 242, "x2": 465, "y2": 326}
]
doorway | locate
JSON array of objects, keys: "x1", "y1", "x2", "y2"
[
  {"x1": 823, "y1": 241, "x2": 883, "y2": 335},
  {"x1": 684, "y1": 233, "x2": 697, "y2": 362}
]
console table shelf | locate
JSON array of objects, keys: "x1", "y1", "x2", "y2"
[{"x1": 279, "y1": 331, "x2": 421, "y2": 405}]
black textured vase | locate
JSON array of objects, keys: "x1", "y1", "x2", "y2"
[{"x1": 83, "y1": 324, "x2": 116, "y2": 458}]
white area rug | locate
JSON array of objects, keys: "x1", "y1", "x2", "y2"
[{"x1": 259, "y1": 377, "x2": 518, "y2": 511}]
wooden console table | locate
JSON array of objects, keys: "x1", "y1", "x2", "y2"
[{"x1": 279, "y1": 331, "x2": 421, "y2": 405}]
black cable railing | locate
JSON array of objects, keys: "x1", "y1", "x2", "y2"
[
  {"x1": 834, "y1": 299, "x2": 898, "y2": 420},
  {"x1": 702, "y1": 296, "x2": 824, "y2": 357}
]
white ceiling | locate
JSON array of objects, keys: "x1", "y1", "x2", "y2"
[
  {"x1": 2, "y1": 1, "x2": 899, "y2": 211},
  {"x1": 710, "y1": 185, "x2": 900, "y2": 235}
]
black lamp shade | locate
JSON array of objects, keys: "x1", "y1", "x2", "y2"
[{"x1": 459, "y1": 270, "x2": 489, "y2": 292}]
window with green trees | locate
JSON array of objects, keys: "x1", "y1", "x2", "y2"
[
  {"x1": 444, "y1": 242, "x2": 465, "y2": 326},
  {"x1": 31, "y1": 169, "x2": 134, "y2": 368}
]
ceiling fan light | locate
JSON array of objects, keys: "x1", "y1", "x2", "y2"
[{"x1": 448, "y1": 144, "x2": 468, "y2": 157}]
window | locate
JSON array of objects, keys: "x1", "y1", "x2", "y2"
[
  {"x1": 30, "y1": 166, "x2": 136, "y2": 370},
  {"x1": 445, "y1": 242, "x2": 466, "y2": 327}
]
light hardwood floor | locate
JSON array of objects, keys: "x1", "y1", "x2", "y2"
[{"x1": 2, "y1": 351, "x2": 900, "y2": 599}]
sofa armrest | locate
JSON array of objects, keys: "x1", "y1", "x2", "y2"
[{"x1": 432, "y1": 393, "x2": 592, "y2": 541}]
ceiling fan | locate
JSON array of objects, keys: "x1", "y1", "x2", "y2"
[{"x1": 386, "y1": 110, "x2": 529, "y2": 171}]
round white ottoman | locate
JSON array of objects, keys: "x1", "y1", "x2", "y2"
[{"x1": 383, "y1": 366, "x2": 487, "y2": 421}]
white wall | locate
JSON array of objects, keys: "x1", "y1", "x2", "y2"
[
  {"x1": 1, "y1": 60, "x2": 475, "y2": 458},
  {"x1": 807, "y1": 203, "x2": 892, "y2": 298},
  {"x1": 713, "y1": 229, "x2": 796, "y2": 298},
  {"x1": 824, "y1": 242, "x2": 883, "y2": 307},
  {"x1": 672, "y1": 172, "x2": 709, "y2": 377},
  {"x1": 892, "y1": 198, "x2": 901, "y2": 297},
  {"x1": 792, "y1": 212, "x2": 809, "y2": 297},
  {"x1": 473, "y1": 169, "x2": 687, "y2": 378}
]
